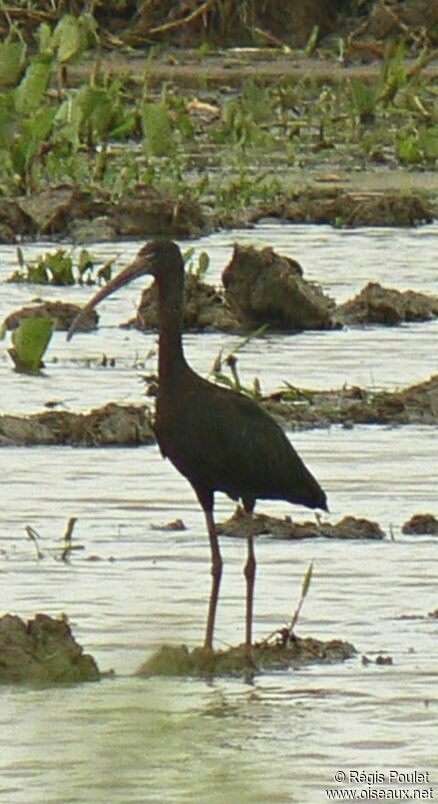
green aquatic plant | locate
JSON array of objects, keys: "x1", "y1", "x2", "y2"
[
  {"x1": 51, "y1": 13, "x2": 98, "y2": 67},
  {"x1": 395, "y1": 124, "x2": 438, "y2": 166},
  {"x1": 289, "y1": 561, "x2": 314, "y2": 637},
  {"x1": 25, "y1": 525, "x2": 45, "y2": 561},
  {"x1": 216, "y1": 166, "x2": 281, "y2": 211},
  {"x1": 0, "y1": 13, "x2": 435, "y2": 212},
  {"x1": 25, "y1": 517, "x2": 84, "y2": 562},
  {"x1": 211, "y1": 325, "x2": 267, "y2": 398},
  {"x1": 259, "y1": 560, "x2": 315, "y2": 649},
  {"x1": 396, "y1": 130, "x2": 423, "y2": 165},
  {"x1": 142, "y1": 101, "x2": 174, "y2": 157},
  {"x1": 184, "y1": 248, "x2": 210, "y2": 279},
  {"x1": 7, "y1": 314, "x2": 54, "y2": 372},
  {"x1": 8, "y1": 248, "x2": 74, "y2": 285},
  {"x1": 7, "y1": 248, "x2": 112, "y2": 286},
  {"x1": 215, "y1": 77, "x2": 276, "y2": 149},
  {"x1": 350, "y1": 78, "x2": 376, "y2": 124},
  {"x1": 0, "y1": 34, "x2": 26, "y2": 87},
  {"x1": 0, "y1": 14, "x2": 97, "y2": 191},
  {"x1": 304, "y1": 25, "x2": 320, "y2": 58},
  {"x1": 59, "y1": 516, "x2": 83, "y2": 562},
  {"x1": 0, "y1": 13, "x2": 103, "y2": 192},
  {"x1": 0, "y1": 46, "x2": 55, "y2": 191},
  {"x1": 378, "y1": 40, "x2": 408, "y2": 107},
  {"x1": 55, "y1": 71, "x2": 137, "y2": 152},
  {"x1": 14, "y1": 52, "x2": 52, "y2": 114}
]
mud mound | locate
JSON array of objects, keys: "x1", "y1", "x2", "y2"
[
  {"x1": 138, "y1": 634, "x2": 356, "y2": 678},
  {"x1": 0, "y1": 613, "x2": 100, "y2": 685}
]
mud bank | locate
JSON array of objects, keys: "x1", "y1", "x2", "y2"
[
  {"x1": 137, "y1": 635, "x2": 356, "y2": 678},
  {"x1": 1, "y1": 376, "x2": 437, "y2": 447}
]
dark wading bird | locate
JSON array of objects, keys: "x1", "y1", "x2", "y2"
[{"x1": 68, "y1": 240, "x2": 328, "y2": 650}]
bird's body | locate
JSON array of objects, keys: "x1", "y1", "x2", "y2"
[
  {"x1": 155, "y1": 365, "x2": 325, "y2": 512},
  {"x1": 68, "y1": 240, "x2": 327, "y2": 650}
]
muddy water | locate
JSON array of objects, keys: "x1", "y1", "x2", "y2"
[{"x1": 1, "y1": 224, "x2": 438, "y2": 802}]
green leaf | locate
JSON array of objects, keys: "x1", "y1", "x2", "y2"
[
  {"x1": 0, "y1": 91, "x2": 18, "y2": 149},
  {"x1": 29, "y1": 106, "x2": 56, "y2": 142},
  {"x1": 15, "y1": 56, "x2": 52, "y2": 114},
  {"x1": 96, "y1": 258, "x2": 115, "y2": 284},
  {"x1": 8, "y1": 107, "x2": 56, "y2": 178},
  {"x1": 9, "y1": 316, "x2": 54, "y2": 372},
  {"x1": 52, "y1": 15, "x2": 87, "y2": 64},
  {"x1": 46, "y1": 250, "x2": 75, "y2": 285},
  {"x1": 304, "y1": 24, "x2": 320, "y2": 57},
  {"x1": 396, "y1": 133, "x2": 422, "y2": 165},
  {"x1": 419, "y1": 127, "x2": 438, "y2": 160},
  {"x1": 89, "y1": 91, "x2": 115, "y2": 139},
  {"x1": 37, "y1": 22, "x2": 54, "y2": 56},
  {"x1": 288, "y1": 561, "x2": 314, "y2": 636},
  {"x1": 77, "y1": 248, "x2": 94, "y2": 278},
  {"x1": 142, "y1": 102, "x2": 174, "y2": 157},
  {"x1": 378, "y1": 40, "x2": 407, "y2": 106},
  {"x1": 301, "y1": 561, "x2": 314, "y2": 599},
  {"x1": 182, "y1": 247, "x2": 195, "y2": 272},
  {"x1": 0, "y1": 39, "x2": 26, "y2": 87},
  {"x1": 54, "y1": 92, "x2": 83, "y2": 149},
  {"x1": 350, "y1": 79, "x2": 376, "y2": 123},
  {"x1": 197, "y1": 251, "x2": 210, "y2": 278}
]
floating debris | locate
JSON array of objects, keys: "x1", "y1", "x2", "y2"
[
  {"x1": 362, "y1": 654, "x2": 394, "y2": 666},
  {"x1": 151, "y1": 518, "x2": 187, "y2": 532}
]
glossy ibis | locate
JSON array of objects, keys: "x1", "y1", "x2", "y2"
[{"x1": 68, "y1": 240, "x2": 328, "y2": 650}]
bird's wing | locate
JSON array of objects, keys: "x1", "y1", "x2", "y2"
[{"x1": 161, "y1": 378, "x2": 307, "y2": 500}]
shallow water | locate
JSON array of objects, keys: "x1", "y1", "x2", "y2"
[{"x1": 1, "y1": 224, "x2": 438, "y2": 802}]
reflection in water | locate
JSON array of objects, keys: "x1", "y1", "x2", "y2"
[
  {"x1": 1, "y1": 680, "x2": 289, "y2": 804},
  {"x1": 1, "y1": 224, "x2": 438, "y2": 802}
]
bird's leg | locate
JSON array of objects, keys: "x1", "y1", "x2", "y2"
[
  {"x1": 203, "y1": 508, "x2": 222, "y2": 651},
  {"x1": 242, "y1": 499, "x2": 256, "y2": 648},
  {"x1": 244, "y1": 534, "x2": 256, "y2": 647}
]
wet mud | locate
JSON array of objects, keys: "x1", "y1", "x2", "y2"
[
  {"x1": 265, "y1": 374, "x2": 438, "y2": 429},
  {"x1": 402, "y1": 513, "x2": 438, "y2": 536},
  {"x1": 137, "y1": 634, "x2": 356, "y2": 678},
  {"x1": 0, "y1": 183, "x2": 434, "y2": 245},
  {"x1": 335, "y1": 282, "x2": 438, "y2": 326},
  {"x1": 1, "y1": 375, "x2": 438, "y2": 447},
  {"x1": 119, "y1": 245, "x2": 438, "y2": 335},
  {"x1": 222, "y1": 245, "x2": 334, "y2": 331},
  {"x1": 219, "y1": 508, "x2": 386, "y2": 541},
  {"x1": 0, "y1": 185, "x2": 207, "y2": 244},
  {"x1": 0, "y1": 613, "x2": 100, "y2": 685},
  {"x1": 0, "y1": 402, "x2": 154, "y2": 447},
  {"x1": 122, "y1": 271, "x2": 237, "y2": 332},
  {"x1": 251, "y1": 190, "x2": 434, "y2": 230},
  {"x1": 3, "y1": 300, "x2": 98, "y2": 333}
]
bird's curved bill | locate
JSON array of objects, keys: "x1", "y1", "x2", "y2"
[{"x1": 66, "y1": 252, "x2": 153, "y2": 341}]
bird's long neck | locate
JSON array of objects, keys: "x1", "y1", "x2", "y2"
[{"x1": 156, "y1": 269, "x2": 187, "y2": 386}]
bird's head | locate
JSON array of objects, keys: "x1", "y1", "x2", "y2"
[
  {"x1": 130, "y1": 240, "x2": 183, "y2": 279},
  {"x1": 67, "y1": 239, "x2": 183, "y2": 341}
]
